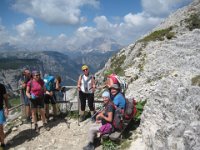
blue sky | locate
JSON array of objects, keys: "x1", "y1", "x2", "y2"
[{"x1": 0, "y1": 0, "x2": 192, "y2": 52}]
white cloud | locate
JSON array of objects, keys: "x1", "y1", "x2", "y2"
[
  {"x1": 12, "y1": 0, "x2": 99, "y2": 25},
  {"x1": 141, "y1": 0, "x2": 192, "y2": 17},
  {"x1": 0, "y1": 0, "x2": 193, "y2": 51},
  {"x1": 15, "y1": 18, "x2": 35, "y2": 37}
]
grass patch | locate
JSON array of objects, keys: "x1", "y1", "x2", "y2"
[
  {"x1": 191, "y1": 75, "x2": 200, "y2": 86},
  {"x1": 134, "y1": 100, "x2": 146, "y2": 122},
  {"x1": 110, "y1": 54, "x2": 126, "y2": 76},
  {"x1": 68, "y1": 110, "x2": 79, "y2": 119},
  {"x1": 185, "y1": 13, "x2": 200, "y2": 31},
  {"x1": 9, "y1": 97, "x2": 21, "y2": 107},
  {"x1": 139, "y1": 27, "x2": 176, "y2": 43},
  {"x1": 102, "y1": 139, "x2": 118, "y2": 150}
]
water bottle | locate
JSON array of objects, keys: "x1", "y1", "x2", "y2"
[{"x1": 31, "y1": 93, "x2": 36, "y2": 100}]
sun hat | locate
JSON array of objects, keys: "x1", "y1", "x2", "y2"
[
  {"x1": 81, "y1": 65, "x2": 89, "y2": 71},
  {"x1": 104, "y1": 70, "x2": 113, "y2": 76},
  {"x1": 109, "y1": 84, "x2": 120, "y2": 89},
  {"x1": 32, "y1": 70, "x2": 40, "y2": 75},
  {"x1": 102, "y1": 91, "x2": 110, "y2": 99}
]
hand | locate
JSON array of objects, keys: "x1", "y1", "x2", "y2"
[
  {"x1": 96, "y1": 120, "x2": 101, "y2": 124},
  {"x1": 49, "y1": 91, "x2": 53, "y2": 96},
  {"x1": 77, "y1": 87, "x2": 81, "y2": 91},
  {"x1": 92, "y1": 87, "x2": 95, "y2": 92}
]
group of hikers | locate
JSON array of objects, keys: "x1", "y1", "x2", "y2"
[{"x1": 0, "y1": 64, "x2": 133, "y2": 150}]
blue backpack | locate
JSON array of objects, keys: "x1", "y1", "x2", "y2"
[{"x1": 44, "y1": 75, "x2": 55, "y2": 91}]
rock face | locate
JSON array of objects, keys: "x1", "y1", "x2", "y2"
[{"x1": 96, "y1": 0, "x2": 200, "y2": 149}]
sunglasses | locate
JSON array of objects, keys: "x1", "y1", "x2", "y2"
[
  {"x1": 82, "y1": 69, "x2": 88, "y2": 72},
  {"x1": 34, "y1": 74, "x2": 40, "y2": 77}
]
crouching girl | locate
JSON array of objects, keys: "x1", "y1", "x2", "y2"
[{"x1": 83, "y1": 91, "x2": 114, "y2": 150}]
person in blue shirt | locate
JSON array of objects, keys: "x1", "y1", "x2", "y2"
[{"x1": 109, "y1": 84, "x2": 126, "y2": 109}]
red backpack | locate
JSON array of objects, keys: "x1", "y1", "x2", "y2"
[
  {"x1": 124, "y1": 98, "x2": 137, "y2": 120},
  {"x1": 110, "y1": 103, "x2": 124, "y2": 131}
]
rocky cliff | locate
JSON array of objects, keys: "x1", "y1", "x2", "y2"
[{"x1": 96, "y1": 0, "x2": 200, "y2": 149}]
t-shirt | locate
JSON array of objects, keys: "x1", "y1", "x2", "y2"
[
  {"x1": 27, "y1": 79, "x2": 44, "y2": 97},
  {"x1": 112, "y1": 92, "x2": 126, "y2": 109},
  {"x1": 0, "y1": 83, "x2": 6, "y2": 110},
  {"x1": 101, "y1": 102, "x2": 114, "y2": 125}
]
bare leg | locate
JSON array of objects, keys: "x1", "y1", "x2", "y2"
[
  {"x1": 39, "y1": 108, "x2": 46, "y2": 124},
  {"x1": 32, "y1": 108, "x2": 37, "y2": 124},
  {"x1": 52, "y1": 104, "x2": 57, "y2": 116},
  {"x1": 45, "y1": 104, "x2": 49, "y2": 119}
]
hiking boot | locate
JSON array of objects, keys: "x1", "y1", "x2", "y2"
[
  {"x1": 83, "y1": 142, "x2": 94, "y2": 150},
  {"x1": 79, "y1": 115, "x2": 85, "y2": 122},
  {"x1": 43, "y1": 123, "x2": 50, "y2": 131},
  {"x1": 34, "y1": 124, "x2": 39, "y2": 132}
]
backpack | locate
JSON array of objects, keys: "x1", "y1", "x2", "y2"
[
  {"x1": 124, "y1": 98, "x2": 137, "y2": 120},
  {"x1": 112, "y1": 106, "x2": 124, "y2": 131},
  {"x1": 43, "y1": 75, "x2": 55, "y2": 91}
]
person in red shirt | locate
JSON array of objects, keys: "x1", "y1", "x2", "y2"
[{"x1": 26, "y1": 71, "x2": 50, "y2": 132}]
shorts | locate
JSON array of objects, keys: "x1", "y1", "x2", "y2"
[
  {"x1": 30, "y1": 96, "x2": 44, "y2": 109},
  {"x1": 0, "y1": 110, "x2": 6, "y2": 125},
  {"x1": 44, "y1": 94, "x2": 56, "y2": 105},
  {"x1": 21, "y1": 91, "x2": 30, "y2": 106},
  {"x1": 24, "y1": 95, "x2": 30, "y2": 106}
]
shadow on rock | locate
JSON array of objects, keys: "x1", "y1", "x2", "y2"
[
  {"x1": 46, "y1": 114, "x2": 71, "y2": 129},
  {"x1": 6, "y1": 129, "x2": 39, "y2": 149}
]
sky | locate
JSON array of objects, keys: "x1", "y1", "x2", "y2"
[{"x1": 0, "y1": 0, "x2": 193, "y2": 52}]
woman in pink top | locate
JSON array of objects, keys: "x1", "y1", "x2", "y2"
[{"x1": 26, "y1": 71, "x2": 50, "y2": 132}]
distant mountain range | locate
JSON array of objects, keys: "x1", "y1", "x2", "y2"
[{"x1": 0, "y1": 37, "x2": 122, "y2": 91}]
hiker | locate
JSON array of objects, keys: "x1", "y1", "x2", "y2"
[
  {"x1": 83, "y1": 91, "x2": 114, "y2": 150},
  {"x1": 0, "y1": 83, "x2": 9, "y2": 148},
  {"x1": 106, "y1": 73, "x2": 118, "y2": 88},
  {"x1": 26, "y1": 70, "x2": 50, "y2": 132},
  {"x1": 20, "y1": 68, "x2": 32, "y2": 123},
  {"x1": 44, "y1": 75, "x2": 62, "y2": 121},
  {"x1": 109, "y1": 84, "x2": 126, "y2": 110},
  {"x1": 103, "y1": 71, "x2": 127, "y2": 95},
  {"x1": 77, "y1": 65, "x2": 96, "y2": 122}
]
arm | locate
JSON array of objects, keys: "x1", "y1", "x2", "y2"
[
  {"x1": 91, "y1": 76, "x2": 96, "y2": 92},
  {"x1": 26, "y1": 85, "x2": 31, "y2": 99},
  {"x1": 77, "y1": 75, "x2": 81, "y2": 91},
  {"x1": 106, "y1": 77, "x2": 113, "y2": 88},
  {"x1": 55, "y1": 79, "x2": 61, "y2": 91},
  {"x1": 97, "y1": 111, "x2": 113, "y2": 123}
]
